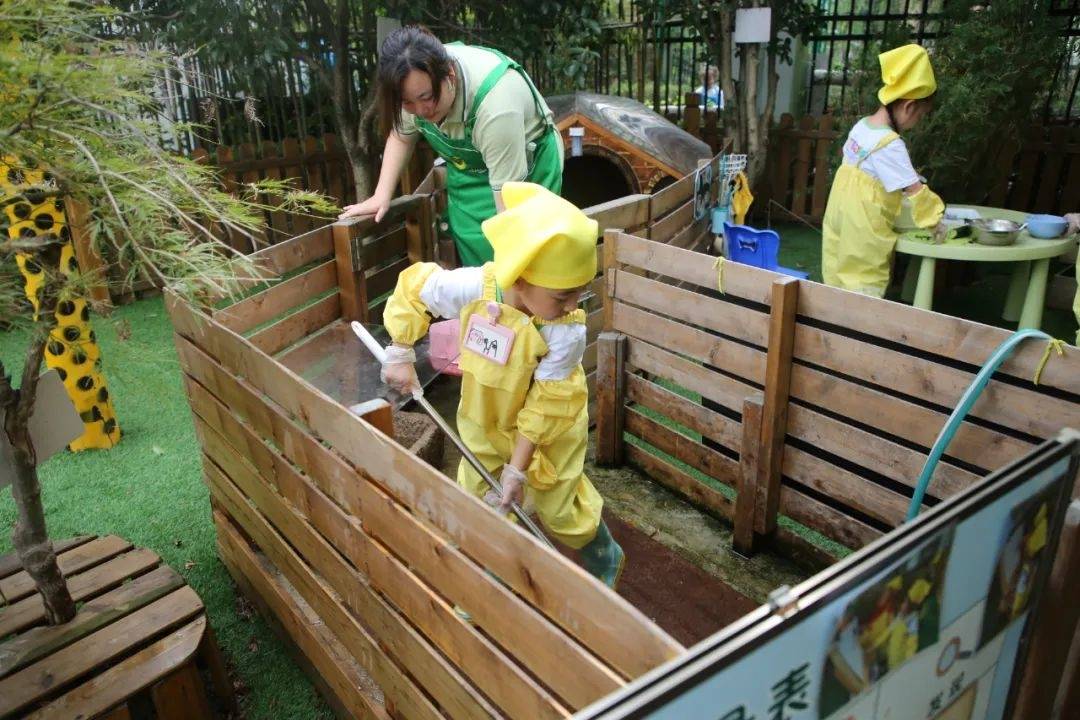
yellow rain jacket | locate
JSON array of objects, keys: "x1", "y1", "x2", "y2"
[
  {"x1": 821, "y1": 132, "x2": 944, "y2": 297},
  {"x1": 383, "y1": 262, "x2": 602, "y2": 548}
]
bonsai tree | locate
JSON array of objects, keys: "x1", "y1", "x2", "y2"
[{"x1": 0, "y1": 0, "x2": 334, "y2": 624}]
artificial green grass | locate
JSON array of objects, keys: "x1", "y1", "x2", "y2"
[{"x1": 0, "y1": 297, "x2": 331, "y2": 720}]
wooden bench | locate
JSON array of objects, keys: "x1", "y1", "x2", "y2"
[{"x1": 0, "y1": 535, "x2": 236, "y2": 719}]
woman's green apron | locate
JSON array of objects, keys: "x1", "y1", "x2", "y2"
[{"x1": 414, "y1": 46, "x2": 563, "y2": 267}]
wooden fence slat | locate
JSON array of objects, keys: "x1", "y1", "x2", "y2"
[
  {"x1": 214, "y1": 515, "x2": 392, "y2": 720},
  {"x1": 366, "y1": 257, "x2": 411, "y2": 301},
  {"x1": 261, "y1": 140, "x2": 291, "y2": 243},
  {"x1": 585, "y1": 195, "x2": 651, "y2": 235},
  {"x1": 614, "y1": 303, "x2": 766, "y2": 386},
  {"x1": 614, "y1": 232, "x2": 775, "y2": 305},
  {"x1": 649, "y1": 173, "x2": 696, "y2": 220},
  {"x1": 624, "y1": 374, "x2": 742, "y2": 452},
  {"x1": 332, "y1": 223, "x2": 366, "y2": 322},
  {"x1": 649, "y1": 198, "x2": 694, "y2": 244},
  {"x1": 595, "y1": 333, "x2": 627, "y2": 466},
  {"x1": 247, "y1": 225, "x2": 335, "y2": 278},
  {"x1": 360, "y1": 225, "x2": 409, "y2": 268},
  {"x1": 778, "y1": 485, "x2": 882, "y2": 550},
  {"x1": 810, "y1": 115, "x2": 834, "y2": 220},
  {"x1": 626, "y1": 338, "x2": 756, "y2": 415},
  {"x1": 247, "y1": 293, "x2": 342, "y2": 357},
  {"x1": 1035, "y1": 126, "x2": 1069, "y2": 212},
  {"x1": 625, "y1": 408, "x2": 740, "y2": 489},
  {"x1": 165, "y1": 293, "x2": 684, "y2": 677},
  {"x1": 238, "y1": 143, "x2": 266, "y2": 251},
  {"x1": 195, "y1": 412, "x2": 574, "y2": 719},
  {"x1": 1011, "y1": 126, "x2": 1043, "y2": 210},
  {"x1": 624, "y1": 443, "x2": 733, "y2": 520},
  {"x1": 203, "y1": 463, "x2": 454, "y2": 720},
  {"x1": 790, "y1": 115, "x2": 815, "y2": 218},
  {"x1": 214, "y1": 260, "x2": 337, "y2": 334},
  {"x1": 789, "y1": 363, "x2": 1032, "y2": 475},
  {"x1": 735, "y1": 396, "x2": 764, "y2": 555},
  {"x1": 794, "y1": 281, "x2": 1080, "y2": 397},
  {"x1": 282, "y1": 138, "x2": 311, "y2": 235},
  {"x1": 182, "y1": 364, "x2": 623, "y2": 708},
  {"x1": 793, "y1": 324, "x2": 1080, "y2": 440},
  {"x1": 772, "y1": 114, "x2": 795, "y2": 211}
]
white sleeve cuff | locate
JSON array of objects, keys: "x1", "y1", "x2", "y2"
[
  {"x1": 419, "y1": 266, "x2": 484, "y2": 319},
  {"x1": 535, "y1": 323, "x2": 587, "y2": 381}
]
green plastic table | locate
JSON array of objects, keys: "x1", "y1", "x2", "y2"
[{"x1": 896, "y1": 205, "x2": 1077, "y2": 329}]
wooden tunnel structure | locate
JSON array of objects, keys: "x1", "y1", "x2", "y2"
[{"x1": 166, "y1": 156, "x2": 1080, "y2": 718}]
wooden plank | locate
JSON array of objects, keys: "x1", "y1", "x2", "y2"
[
  {"x1": 626, "y1": 338, "x2": 757, "y2": 415},
  {"x1": 789, "y1": 363, "x2": 1032, "y2": 475},
  {"x1": 772, "y1": 114, "x2": 795, "y2": 209},
  {"x1": 615, "y1": 232, "x2": 775, "y2": 305},
  {"x1": 595, "y1": 332, "x2": 627, "y2": 466},
  {"x1": 1034, "y1": 127, "x2": 1068, "y2": 212},
  {"x1": 97, "y1": 703, "x2": 131, "y2": 720},
  {"x1": 625, "y1": 408, "x2": 740, "y2": 488},
  {"x1": 585, "y1": 195, "x2": 651, "y2": 235},
  {"x1": 215, "y1": 514, "x2": 391, "y2": 720},
  {"x1": 183, "y1": 368, "x2": 622, "y2": 708},
  {"x1": 649, "y1": 172, "x2": 696, "y2": 219},
  {"x1": 261, "y1": 140, "x2": 291, "y2": 243},
  {"x1": 650, "y1": 198, "x2": 694, "y2": 244},
  {"x1": 202, "y1": 458, "x2": 487, "y2": 720},
  {"x1": 602, "y1": 230, "x2": 621, "y2": 332},
  {"x1": 794, "y1": 281, "x2": 1080, "y2": 397},
  {"x1": 165, "y1": 294, "x2": 684, "y2": 675},
  {"x1": 0, "y1": 566, "x2": 185, "y2": 679},
  {"x1": 625, "y1": 374, "x2": 741, "y2": 451},
  {"x1": 215, "y1": 260, "x2": 337, "y2": 334},
  {"x1": 0, "y1": 536, "x2": 93, "y2": 581},
  {"x1": 615, "y1": 303, "x2": 766, "y2": 386},
  {"x1": 668, "y1": 215, "x2": 710, "y2": 251},
  {"x1": 735, "y1": 396, "x2": 764, "y2": 555},
  {"x1": 0, "y1": 549, "x2": 161, "y2": 638},
  {"x1": 613, "y1": 269, "x2": 769, "y2": 347},
  {"x1": 64, "y1": 199, "x2": 111, "y2": 307},
  {"x1": 198, "y1": 419, "x2": 569, "y2": 720},
  {"x1": 0, "y1": 536, "x2": 132, "y2": 604},
  {"x1": 23, "y1": 617, "x2": 205, "y2": 720},
  {"x1": 248, "y1": 292, "x2": 342, "y2": 356},
  {"x1": 785, "y1": 403, "x2": 980, "y2": 500},
  {"x1": 756, "y1": 278, "x2": 799, "y2": 536},
  {"x1": 247, "y1": 225, "x2": 334, "y2": 277},
  {"x1": 332, "y1": 223, "x2": 366, "y2": 322},
  {"x1": 151, "y1": 663, "x2": 214, "y2": 720},
  {"x1": 281, "y1": 138, "x2": 311, "y2": 235},
  {"x1": 782, "y1": 445, "x2": 913, "y2": 527},
  {"x1": 0, "y1": 588, "x2": 204, "y2": 718},
  {"x1": 366, "y1": 256, "x2": 410, "y2": 301},
  {"x1": 778, "y1": 485, "x2": 882, "y2": 550},
  {"x1": 793, "y1": 324, "x2": 1080, "y2": 440},
  {"x1": 625, "y1": 444, "x2": 733, "y2": 519},
  {"x1": 790, "y1": 115, "x2": 815, "y2": 217}
]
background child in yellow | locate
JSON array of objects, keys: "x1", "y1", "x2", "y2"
[
  {"x1": 377, "y1": 182, "x2": 625, "y2": 588},
  {"x1": 822, "y1": 44, "x2": 945, "y2": 297}
]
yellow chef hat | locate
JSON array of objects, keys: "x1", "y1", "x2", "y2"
[
  {"x1": 482, "y1": 182, "x2": 599, "y2": 290},
  {"x1": 878, "y1": 44, "x2": 936, "y2": 105},
  {"x1": 908, "y1": 578, "x2": 932, "y2": 605}
]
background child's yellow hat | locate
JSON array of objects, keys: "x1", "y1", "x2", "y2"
[
  {"x1": 878, "y1": 44, "x2": 936, "y2": 105},
  {"x1": 482, "y1": 182, "x2": 598, "y2": 290}
]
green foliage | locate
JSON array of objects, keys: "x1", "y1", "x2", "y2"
[{"x1": 0, "y1": 0, "x2": 334, "y2": 313}]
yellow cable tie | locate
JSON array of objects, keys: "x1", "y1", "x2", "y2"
[
  {"x1": 1033, "y1": 338, "x2": 1065, "y2": 386},
  {"x1": 713, "y1": 255, "x2": 725, "y2": 294}
]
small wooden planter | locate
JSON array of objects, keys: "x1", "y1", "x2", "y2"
[{"x1": 0, "y1": 535, "x2": 237, "y2": 719}]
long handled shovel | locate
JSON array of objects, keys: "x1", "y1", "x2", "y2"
[{"x1": 351, "y1": 321, "x2": 554, "y2": 549}]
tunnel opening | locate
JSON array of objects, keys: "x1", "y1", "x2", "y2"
[{"x1": 560, "y1": 147, "x2": 639, "y2": 209}]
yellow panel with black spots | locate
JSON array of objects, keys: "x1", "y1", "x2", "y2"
[{"x1": 2, "y1": 157, "x2": 120, "y2": 450}]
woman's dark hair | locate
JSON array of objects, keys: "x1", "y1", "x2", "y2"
[
  {"x1": 377, "y1": 26, "x2": 452, "y2": 133},
  {"x1": 884, "y1": 94, "x2": 935, "y2": 132}
]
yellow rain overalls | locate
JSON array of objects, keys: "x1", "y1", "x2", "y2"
[{"x1": 822, "y1": 132, "x2": 944, "y2": 297}]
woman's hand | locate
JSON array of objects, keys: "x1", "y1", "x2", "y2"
[{"x1": 339, "y1": 192, "x2": 391, "y2": 223}]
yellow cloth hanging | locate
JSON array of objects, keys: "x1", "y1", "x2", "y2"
[{"x1": 730, "y1": 172, "x2": 753, "y2": 225}]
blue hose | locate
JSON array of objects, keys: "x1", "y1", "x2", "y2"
[{"x1": 906, "y1": 329, "x2": 1052, "y2": 521}]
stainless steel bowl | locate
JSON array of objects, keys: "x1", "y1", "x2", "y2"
[{"x1": 973, "y1": 218, "x2": 1021, "y2": 246}]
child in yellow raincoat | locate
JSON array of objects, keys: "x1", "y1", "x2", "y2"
[
  {"x1": 822, "y1": 44, "x2": 945, "y2": 297},
  {"x1": 378, "y1": 182, "x2": 625, "y2": 588}
]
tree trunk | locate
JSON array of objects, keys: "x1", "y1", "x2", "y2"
[{"x1": 2, "y1": 334, "x2": 76, "y2": 625}]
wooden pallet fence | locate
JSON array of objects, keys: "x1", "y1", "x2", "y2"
[{"x1": 595, "y1": 230, "x2": 1080, "y2": 561}]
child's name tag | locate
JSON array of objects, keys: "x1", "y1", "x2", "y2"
[{"x1": 463, "y1": 314, "x2": 515, "y2": 365}]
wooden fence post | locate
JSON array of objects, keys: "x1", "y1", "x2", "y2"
[
  {"x1": 735, "y1": 394, "x2": 764, "y2": 555},
  {"x1": 684, "y1": 92, "x2": 701, "y2": 139},
  {"x1": 331, "y1": 221, "x2": 368, "y2": 322},
  {"x1": 754, "y1": 276, "x2": 800, "y2": 540},
  {"x1": 64, "y1": 198, "x2": 112, "y2": 308},
  {"x1": 595, "y1": 332, "x2": 627, "y2": 466}
]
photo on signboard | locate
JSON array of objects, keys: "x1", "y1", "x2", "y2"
[
  {"x1": 818, "y1": 525, "x2": 955, "y2": 718},
  {"x1": 976, "y1": 482, "x2": 1060, "y2": 650}
]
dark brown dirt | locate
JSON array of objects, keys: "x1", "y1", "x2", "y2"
[{"x1": 558, "y1": 512, "x2": 759, "y2": 647}]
